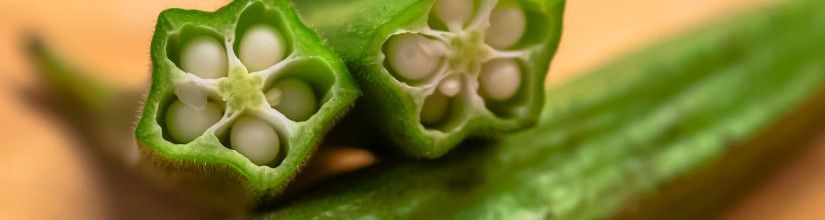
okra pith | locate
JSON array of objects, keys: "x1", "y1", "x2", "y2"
[
  {"x1": 135, "y1": 0, "x2": 358, "y2": 210},
  {"x1": 295, "y1": 0, "x2": 564, "y2": 158}
]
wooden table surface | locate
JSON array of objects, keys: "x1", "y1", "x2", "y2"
[{"x1": 2, "y1": 0, "x2": 823, "y2": 219}]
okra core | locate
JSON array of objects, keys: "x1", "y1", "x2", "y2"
[
  {"x1": 159, "y1": 4, "x2": 334, "y2": 166},
  {"x1": 383, "y1": 0, "x2": 529, "y2": 130}
]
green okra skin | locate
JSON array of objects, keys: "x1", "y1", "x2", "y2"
[
  {"x1": 135, "y1": 0, "x2": 359, "y2": 210},
  {"x1": 294, "y1": 0, "x2": 565, "y2": 158},
  {"x1": 265, "y1": 0, "x2": 825, "y2": 218}
]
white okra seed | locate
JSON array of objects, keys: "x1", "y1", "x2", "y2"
[
  {"x1": 267, "y1": 78, "x2": 317, "y2": 122},
  {"x1": 181, "y1": 36, "x2": 228, "y2": 79},
  {"x1": 485, "y1": 5, "x2": 527, "y2": 49},
  {"x1": 479, "y1": 59, "x2": 522, "y2": 101},
  {"x1": 386, "y1": 34, "x2": 443, "y2": 81},
  {"x1": 239, "y1": 24, "x2": 286, "y2": 72},
  {"x1": 230, "y1": 116, "x2": 280, "y2": 166},
  {"x1": 438, "y1": 74, "x2": 462, "y2": 97},
  {"x1": 165, "y1": 100, "x2": 223, "y2": 143},
  {"x1": 421, "y1": 93, "x2": 449, "y2": 126},
  {"x1": 175, "y1": 83, "x2": 207, "y2": 111},
  {"x1": 433, "y1": 0, "x2": 474, "y2": 31}
]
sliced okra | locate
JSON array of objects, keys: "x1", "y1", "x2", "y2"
[
  {"x1": 295, "y1": 0, "x2": 564, "y2": 158},
  {"x1": 135, "y1": 0, "x2": 358, "y2": 210}
]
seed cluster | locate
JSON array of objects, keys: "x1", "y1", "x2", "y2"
[
  {"x1": 164, "y1": 19, "x2": 323, "y2": 166},
  {"x1": 384, "y1": 0, "x2": 530, "y2": 130}
]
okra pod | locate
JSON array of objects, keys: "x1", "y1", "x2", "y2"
[
  {"x1": 294, "y1": 0, "x2": 565, "y2": 158},
  {"x1": 266, "y1": 0, "x2": 825, "y2": 218},
  {"x1": 135, "y1": 0, "x2": 358, "y2": 210}
]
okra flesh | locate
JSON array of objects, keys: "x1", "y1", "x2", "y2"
[
  {"x1": 135, "y1": 0, "x2": 358, "y2": 208},
  {"x1": 295, "y1": 0, "x2": 564, "y2": 158},
  {"x1": 269, "y1": 0, "x2": 825, "y2": 218}
]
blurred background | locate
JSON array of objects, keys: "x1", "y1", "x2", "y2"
[{"x1": 2, "y1": 0, "x2": 825, "y2": 219}]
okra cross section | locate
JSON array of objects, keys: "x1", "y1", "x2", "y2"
[
  {"x1": 387, "y1": 0, "x2": 535, "y2": 128},
  {"x1": 295, "y1": 0, "x2": 563, "y2": 158},
  {"x1": 135, "y1": 0, "x2": 358, "y2": 210}
]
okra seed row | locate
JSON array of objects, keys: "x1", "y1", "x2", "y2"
[
  {"x1": 181, "y1": 36, "x2": 228, "y2": 79},
  {"x1": 238, "y1": 24, "x2": 286, "y2": 72},
  {"x1": 230, "y1": 115, "x2": 280, "y2": 166}
]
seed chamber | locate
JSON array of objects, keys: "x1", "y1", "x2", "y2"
[
  {"x1": 159, "y1": 2, "x2": 337, "y2": 167},
  {"x1": 382, "y1": 0, "x2": 540, "y2": 131}
]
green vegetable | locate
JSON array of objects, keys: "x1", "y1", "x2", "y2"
[
  {"x1": 294, "y1": 0, "x2": 565, "y2": 158},
  {"x1": 135, "y1": 0, "x2": 358, "y2": 211},
  {"x1": 265, "y1": 0, "x2": 825, "y2": 218}
]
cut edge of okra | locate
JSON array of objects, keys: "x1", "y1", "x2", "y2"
[
  {"x1": 154, "y1": 2, "x2": 339, "y2": 168},
  {"x1": 382, "y1": 0, "x2": 548, "y2": 132}
]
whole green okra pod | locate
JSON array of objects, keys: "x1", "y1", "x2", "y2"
[
  {"x1": 295, "y1": 0, "x2": 565, "y2": 158},
  {"x1": 266, "y1": 0, "x2": 825, "y2": 218},
  {"x1": 135, "y1": 0, "x2": 358, "y2": 210}
]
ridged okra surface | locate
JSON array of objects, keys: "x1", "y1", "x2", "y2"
[
  {"x1": 135, "y1": 0, "x2": 358, "y2": 210},
  {"x1": 267, "y1": 0, "x2": 825, "y2": 218},
  {"x1": 295, "y1": 0, "x2": 565, "y2": 158}
]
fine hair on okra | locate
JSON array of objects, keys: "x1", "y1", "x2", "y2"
[
  {"x1": 135, "y1": 0, "x2": 358, "y2": 210},
  {"x1": 295, "y1": 0, "x2": 564, "y2": 158}
]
